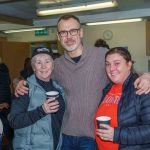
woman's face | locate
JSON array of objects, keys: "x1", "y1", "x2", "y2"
[
  {"x1": 32, "y1": 54, "x2": 53, "y2": 82},
  {"x1": 105, "y1": 53, "x2": 132, "y2": 84}
]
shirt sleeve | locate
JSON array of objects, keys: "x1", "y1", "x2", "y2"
[{"x1": 9, "y1": 94, "x2": 46, "y2": 129}]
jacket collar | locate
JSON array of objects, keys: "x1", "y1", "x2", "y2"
[{"x1": 103, "y1": 73, "x2": 138, "y2": 95}]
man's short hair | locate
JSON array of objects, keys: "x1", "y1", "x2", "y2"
[{"x1": 57, "y1": 14, "x2": 81, "y2": 31}]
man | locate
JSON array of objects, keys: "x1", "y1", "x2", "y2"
[
  {"x1": 54, "y1": 14, "x2": 108, "y2": 149},
  {"x1": 16, "y1": 14, "x2": 150, "y2": 150}
]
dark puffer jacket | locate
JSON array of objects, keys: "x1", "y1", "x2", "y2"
[{"x1": 102, "y1": 73, "x2": 150, "y2": 150}]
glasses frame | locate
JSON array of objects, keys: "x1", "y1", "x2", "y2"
[{"x1": 58, "y1": 28, "x2": 81, "y2": 37}]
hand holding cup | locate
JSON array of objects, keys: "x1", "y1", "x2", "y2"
[
  {"x1": 96, "y1": 116, "x2": 114, "y2": 141},
  {"x1": 42, "y1": 99, "x2": 59, "y2": 114},
  {"x1": 43, "y1": 91, "x2": 60, "y2": 114}
]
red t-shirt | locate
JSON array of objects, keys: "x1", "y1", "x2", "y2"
[{"x1": 94, "y1": 84, "x2": 122, "y2": 150}]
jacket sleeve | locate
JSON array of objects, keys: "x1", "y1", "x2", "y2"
[
  {"x1": 9, "y1": 94, "x2": 46, "y2": 129},
  {"x1": 114, "y1": 94, "x2": 150, "y2": 145}
]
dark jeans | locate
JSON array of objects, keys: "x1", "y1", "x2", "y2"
[{"x1": 61, "y1": 134, "x2": 98, "y2": 150}]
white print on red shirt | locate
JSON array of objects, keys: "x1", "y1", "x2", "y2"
[{"x1": 102, "y1": 95, "x2": 121, "y2": 105}]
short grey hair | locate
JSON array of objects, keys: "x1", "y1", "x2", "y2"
[{"x1": 31, "y1": 54, "x2": 54, "y2": 69}]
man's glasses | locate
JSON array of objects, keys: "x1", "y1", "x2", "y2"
[{"x1": 58, "y1": 28, "x2": 80, "y2": 37}]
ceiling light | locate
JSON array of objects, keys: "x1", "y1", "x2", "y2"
[
  {"x1": 86, "y1": 18, "x2": 143, "y2": 26},
  {"x1": 37, "y1": 0, "x2": 117, "y2": 16},
  {"x1": 3, "y1": 27, "x2": 45, "y2": 33},
  {"x1": 38, "y1": 0, "x2": 70, "y2": 5}
]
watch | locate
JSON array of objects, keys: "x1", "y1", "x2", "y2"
[{"x1": 103, "y1": 30, "x2": 113, "y2": 40}]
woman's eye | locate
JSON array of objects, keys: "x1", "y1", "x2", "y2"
[
  {"x1": 114, "y1": 63, "x2": 119, "y2": 66},
  {"x1": 105, "y1": 63, "x2": 110, "y2": 66},
  {"x1": 36, "y1": 61, "x2": 41, "y2": 64},
  {"x1": 46, "y1": 60, "x2": 50, "y2": 63}
]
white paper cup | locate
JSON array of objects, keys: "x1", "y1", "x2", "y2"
[{"x1": 96, "y1": 116, "x2": 111, "y2": 129}]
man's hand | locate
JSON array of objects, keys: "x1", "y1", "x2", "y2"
[
  {"x1": 0, "y1": 103, "x2": 9, "y2": 110},
  {"x1": 15, "y1": 80, "x2": 29, "y2": 97},
  {"x1": 134, "y1": 73, "x2": 150, "y2": 95}
]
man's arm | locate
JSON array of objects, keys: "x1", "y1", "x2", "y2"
[
  {"x1": 15, "y1": 72, "x2": 150, "y2": 96},
  {"x1": 134, "y1": 73, "x2": 150, "y2": 95}
]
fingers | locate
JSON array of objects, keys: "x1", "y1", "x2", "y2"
[
  {"x1": 3, "y1": 103, "x2": 9, "y2": 109},
  {"x1": 96, "y1": 124, "x2": 114, "y2": 142},
  {"x1": 21, "y1": 80, "x2": 29, "y2": 92},
  {"x1": 136, "y1": 88, "x2": 149, "y2": 95},
  {"x1": 99, "y1": 133, "x2": 108, "y2": 141},
  {"x1": 134, "y1": 78, "x2": 140, "y2": 89},
  {"x1": 46, "y1": 98, "x2": 56, "y2": 103},
  {"x1": 0, "y1": 103, "x2": 9, "y2": 109},
  {"x1": 43, "y1": 100, "x2": 59, "y2": 114},
  {"x1": 15, "y1": 90, "x2": 19, "y2": 97},
  {"x1": 100, "y1": 124, "x2": 110, "y2": 129},
  {"x1": 144, "y1": 88, "x2": 150, "y2": 94},
  {"x1": 15, "y1": 80, "x2": 29, "y2": 97},
  {"x1": 96, "y1": 129, "x2": 109, "y2": 140},
  {"x1": 135, "y1": 82, "x2": 150, "y2": 95},
  {"x1": 49, "y1": 103, "x2": 59, "y2": 111},
  {"x1": 134, "y1": 73, "x2": 150, "y2": 95}
]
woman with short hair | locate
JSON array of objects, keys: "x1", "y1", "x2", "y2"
[{"x1": 9, "y1": 47, "x2": 65, "y2": 150}]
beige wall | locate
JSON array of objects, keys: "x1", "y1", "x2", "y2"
[
  {"x1": 6, "y1": 21, "x2": 150, "y2": 73},
  {"x1": 7, "y1": 28, "x2": 58, "y2": 42},
  {"x1": 0, "y1": 41, "x2": 31, "y2": 91},
  {"x1": 83, "y1": 21, "x2": 150, "y2": 73}
]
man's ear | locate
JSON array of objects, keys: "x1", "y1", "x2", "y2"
[
  {"x1": 57, "y1": 33, "x2": 60, "y2": 41},
  {"x1": 79, "y1": 28, "x2": 83, "y2": 38}
]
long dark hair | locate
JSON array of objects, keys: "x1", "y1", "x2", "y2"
[{"x1": 105, "y1": 47, "x2": 139, "y2": 77}]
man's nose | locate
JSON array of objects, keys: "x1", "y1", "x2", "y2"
[{"x1": 66, "y1": 31, "x2": 72, "y2": 37}]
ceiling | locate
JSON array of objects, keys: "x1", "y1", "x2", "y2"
[{"x1": 0, "y1": 0, "x2": 150, "y2": 32}]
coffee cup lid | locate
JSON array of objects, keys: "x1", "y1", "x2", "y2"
[
  {"x1": 46, "y1": 91, "x2": 59, "y2": 96},
  {"x1": 96, "y1": 116, "x2": 111, "y2": 121}
]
